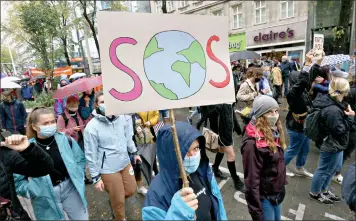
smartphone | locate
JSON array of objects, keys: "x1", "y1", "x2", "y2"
[{"x1": 0, "y1": 131, "x2": 12, "y2": 142}]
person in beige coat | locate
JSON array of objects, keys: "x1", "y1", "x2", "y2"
[
  {"x1": 271, "y1": 63, "x2": 283, "y2": 103},
  {"x1": 236, "y1": 67, "x2": 262, "y2": 124},
  {"x1": 237, "y1": 67, "x2": 262, "y2": 109}
]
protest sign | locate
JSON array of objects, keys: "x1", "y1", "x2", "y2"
[
  {"x1": 97, "y1": 12, "x2": 234, "y2": 115},
  {"x1": 313, "y1": 33, "x2": 324, "y2": 60}
]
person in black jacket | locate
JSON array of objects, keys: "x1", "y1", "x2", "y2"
[
  {"x1": 343, "y1": 84, "x2": 356, "y2": 163},
  {"x1": 279, "y1": 56, "x2": 292, "y2": 96},
  {"x1": 309, "y1": 77, "x2": 355, "y2": 204},
  {"x1": 285, "y1": 70, "x2": 314, "y2": 178},
  {"x1": 0, "y1": 134, "x2": 54, "y2": 220}
]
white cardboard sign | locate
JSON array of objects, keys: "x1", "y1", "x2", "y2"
[
  {"x1": 97, "y1": 12, "x2": 234, "y2": 115},
  {"x1": 313, "y1": 33, "x2": 324, "y2": 59}
]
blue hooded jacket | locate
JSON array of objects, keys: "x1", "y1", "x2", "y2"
[
  {"x1": 142, "y1": 121, "x2": 227, "y2": 220},
  {"x1": 0, "y1": 99, "x2": 27, "y2": 133}
]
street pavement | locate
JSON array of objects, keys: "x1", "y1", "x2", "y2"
[{"x1": 21, "y1": 104, "x2": 356, "y2": 220}]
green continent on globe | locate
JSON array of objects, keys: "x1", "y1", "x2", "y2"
[
  {"x1": 149, "y1": 80, "x2": 178, "y2": 100},
  {"x1": 171, "y1": 61, "x2": 191, "y2": 87},
  {"x1": 177, "y1": 40, "x2": 206, "y2": 70},
  {"x1": 144, "y1": 37, "x2": 164, "y2": 59}
]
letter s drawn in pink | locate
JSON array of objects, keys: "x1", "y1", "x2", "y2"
[{"x1": 109, "y1": 37, "x2": 142, "y2": 101}]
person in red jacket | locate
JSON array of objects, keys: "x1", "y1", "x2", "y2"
[{"x1": 241, "y1": 95, "x2": 287, "y2": 221}]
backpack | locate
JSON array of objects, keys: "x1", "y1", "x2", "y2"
[
  {"x1": 61, "y1": 113, "x2": 69, "y2": 127},
  {"x1": 304, "y1": 108, "x2": 327, "y2": 143}
]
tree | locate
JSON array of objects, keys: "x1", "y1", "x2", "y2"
[
  {"x1": 161, "y1": 0, "x2": 167, "y2": 13},
  {"x1": 3, "y1": 2, "x2": 59, "y2": 70},
  {"x1": 77, "y1": 0, "x2": 128, "y2": 58},
  {"x1": 78, "y1": 0, "x2": 100, "y2": 57}
]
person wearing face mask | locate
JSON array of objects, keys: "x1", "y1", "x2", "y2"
[
  {"x1": 241, "y1": 95, "x2": 287, "y2": 221},
  {"x1": 236, "y1": 67, "x2": 262, "y2": 124},
  {"x1": 142, "y1": 121, "x2": 227, "y2": 220},
  {"x1": 0, "y1": 89, "x2": 27, "y2": 135},
  {"x1": 309, "y1": 77, "x2": 355, "y2": 204},
  {"x1": 13, "y1": 107, "x2": 88, "y2": 220},
  {"x1": 79, "y1": 89, "x2": 95, "y2": 121},
  {"x1": 54, "y1": 77, "x2": 70, "y2": 118},
  {"x1": 259, "y1": 66, "x2": 273, "y2": 96},
  {"x1": 84, "y1": 91, "x2": 140, "y2": 220}
]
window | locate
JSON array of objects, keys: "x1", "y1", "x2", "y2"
[
  {"x1": 212, "y1": 10, "x2": 223, "y2": 16},
  {"x1": 155, "y1": 1, "x2": 162, "y2": 13},
  {"x1": 280, "y1": 1, "x2": 294, "y2": 19},
  {"x1": 255, "y1": 1, "x2": 266, "y2": 24},
  {"x1": 167, "y1": 1, "x2": 175, "y2": 12},
  {"x1": 101, "y1": 1, "x2": 110, "y2": 10},
  {"x1": 179, "y1": 0, "x2": 188, "y2": 8},
  {"x1": 232, "y1": 5, "x2": 243, "y2": 29}
]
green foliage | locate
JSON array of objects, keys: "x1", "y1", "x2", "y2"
[
  {"x1": 23, "y1": 92, "x2": 55, "y2": 109},
  {"x1": 332, "y1": 27, "x2": 345, "y2": 41}
]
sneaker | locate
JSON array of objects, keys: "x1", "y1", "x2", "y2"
[
  {"x1": 286, "y1": 168, "x2": 295, "y2": 177},
  {"x1": 294, "y1": 168, "x2": 313, "y2": 178},
  {"x1": 187, "y1": 117, "x2": 193, "y2": 125},
  {"x1": 212, "y1": 167, "x2": 229, "y2": 179},
  {"x1": 308, "y1": 192, "x2": 334, "y2": 204},
  {"x1": 137, "y1": 186, "x2": 148, "y2": 195},
  {"x1": 323, "y1": 191, "x2": 341, "y2": 202},
  {"x1": 234, "y1": 179, "x2": 246, "y2": 193},
  {"x1": 332, "y1": 174, "x2": 343, "y2": 185}
]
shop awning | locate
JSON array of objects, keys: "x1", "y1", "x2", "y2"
[{"x1": 53, "y1": 66, "x2": 73, "y2": 77}]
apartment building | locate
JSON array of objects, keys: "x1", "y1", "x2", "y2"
[{"x1": 152, "y1": 0, "x2": 308, "y2": 63}]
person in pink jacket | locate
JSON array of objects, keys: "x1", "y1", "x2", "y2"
[
  {"x1": 57, "y1": 95, "x2": 92, "y2": 184},
  {"x1": 57, "y1": 96, "x2": 86, "y2": 148}
]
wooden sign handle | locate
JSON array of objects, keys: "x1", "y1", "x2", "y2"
[{"x1": 169, "y1": 109, "x2": 189, "y2": 188}]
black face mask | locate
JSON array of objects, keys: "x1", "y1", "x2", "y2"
[
  {"x1": 255, "y1": 78, "x2": 261, "y2": 83},
  {"x1": 68, "y1": 110, "x2": 77, "y2": 115}
]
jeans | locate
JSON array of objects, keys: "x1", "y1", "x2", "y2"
[
  {"x1": 262, "y1": 199, "x2": 281, "y2": 221},
  {"x1": 53, "y1": 178, "x2": 88, "y2": 220},
  {"x1": 273, "y1": 85, "x2": 282, "y2": 101},
  {"x1": 283, "y1": 78, "x2": 289, "y2": 96},
  {"x1": 284, "y1": 129, "x2": 310, "y2": 168},
  {"x1": 310, "y1": 151, "x2": 343, "y2": 194}
]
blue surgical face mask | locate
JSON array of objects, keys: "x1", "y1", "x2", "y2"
[
  {"x1": 98, "y1": 103, "x2": 105, "y2": 114},
  {"x1": 183, "y1": 150, "x2": 201, "y2": 174},
  {"x1": 38, "y1": 124, "x2": 57, "y2": 138}
]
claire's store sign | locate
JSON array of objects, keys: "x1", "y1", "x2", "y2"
[{"x1": 254, "y1": 28, "x2": 294, "y2": 42}]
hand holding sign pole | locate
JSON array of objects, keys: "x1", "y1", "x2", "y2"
[{"x1": 97, "y1": 12, "x2": 234, "y2": 189}]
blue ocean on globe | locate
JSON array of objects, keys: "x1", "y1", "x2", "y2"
[{"x1": 143, "y1": 30, "x2": 206, "y2": 100}]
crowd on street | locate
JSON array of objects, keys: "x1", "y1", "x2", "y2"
[{"x1": 0, "y1": 50, "x2": 355, "y2": 221}]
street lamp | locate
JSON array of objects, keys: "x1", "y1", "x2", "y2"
[{"x1": 1, "y1": 44, "x2": 18, "y2": 75}]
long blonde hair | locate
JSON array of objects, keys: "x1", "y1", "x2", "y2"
[
  {"x1": 255, "y1": 116, "x2": 286, "y2": 152},
  {"x1": 329, "y1": 77, "x2": 350, "y2": 102},
  {"x1": 26, "y1": 107, "x2": 54, "y2": 139}
]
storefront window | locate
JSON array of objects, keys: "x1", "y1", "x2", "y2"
[{"x1": 288, "y1": 50, "x2": 303, "y2": 64}]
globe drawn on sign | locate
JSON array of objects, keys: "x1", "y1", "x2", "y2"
[{"x1": 143, "y1": 30, "x2": 206, "y2": 100}]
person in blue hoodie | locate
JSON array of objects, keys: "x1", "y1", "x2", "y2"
[
  {"x1": 142, "y1": 121, "x2": 227, "y2": 220},
  {"x1": 0, "y1": 89, "x2": 27, "y2": 135},
  {"x1": 21, "y1": 82, "x2": 33, "y2": 101}
]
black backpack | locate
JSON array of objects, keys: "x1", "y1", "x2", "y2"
[
  {"x1": 61, "y1": 113, "x2": 69, "y2": 128},
  {"x1": 304, "y1": 108, "x2": 327, "y2": 143}
]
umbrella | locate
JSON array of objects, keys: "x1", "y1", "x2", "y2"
[
  {"x1": 34, "y1": 75, "x2": 47, "y2": 80},
  {"x1": 53, "y1": 76, "x2": 102, "y2": 99},
  {"x1": 230, "y1": 50, "x2": 260, "y2": 61},
  {"x1": 69, "y1": 72, "x2": 86, "y2": 79},
  {"x1": 321, "y1": 54, "x2": 352, "y2": 67},
  {"x1": 0, "y1": 79, "x2": 21, "y2": 89},
  {"x1": 1, "y1": 76, "x2": 21, "y2": 82}
]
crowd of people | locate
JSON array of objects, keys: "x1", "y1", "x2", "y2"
[{"x1": 0, "y1": 50, "x2": 355, "y2": 221}]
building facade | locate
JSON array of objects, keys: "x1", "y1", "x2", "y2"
[{"x1": 151, "y1": 0, "x2": 308, "y2": 63}]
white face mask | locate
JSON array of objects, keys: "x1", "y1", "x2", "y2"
[{"x1": 266, "y1": 114, "x2": 279, "y2": 127}]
